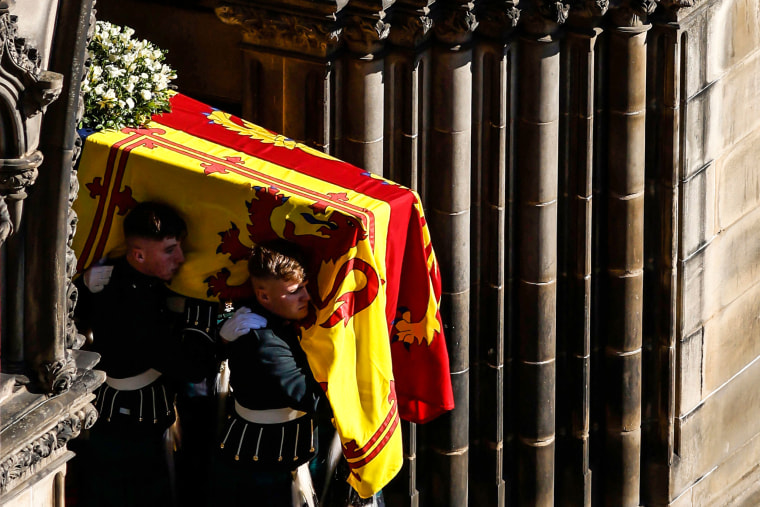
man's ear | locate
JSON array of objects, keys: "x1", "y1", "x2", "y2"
[
  {"x1": 255, "y1": 286, "x2": 269, "y2": 302},
  {"x1": 128, "y1": 246, "x2": 146, "y2": 264}
]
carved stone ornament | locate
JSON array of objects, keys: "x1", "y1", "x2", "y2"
[
  {"x1": 609, "y1": 0, "x2": 656, "y2": 27},
  {"x1": 343, "y1": 14, "x2": 391, "y2": 55},
  {"x1": 0, "y1": 151, "x2": 41, "y2": 241},
  {"x1": 0, "y1": 151, "x2": 42, "y2": 200},
  {"x1": 434, "y1": 4, "x2": 479, "y2": 46},
  {"x1": 475, "y1": 1, "x2": 521, "y2": 41},
  {"x1": 538, "y1": 0, "x2": 571, "y2": 24},
  {"x1": 0, "y1": 4, "x2": 63, "y2": 245},
  {"x1": 216, "y1": 3, "x2": 344, "y2": 58},
  {"x1": 41, "y1": 356, "x2": 78, "y2": 396},
  {"x1": 388, "y1": 11, "x2": 434, "y2": 48},
  {"x1": 0, "y1": 405, "x2": 98, "y2": 494}
]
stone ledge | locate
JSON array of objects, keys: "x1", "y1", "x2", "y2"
[{"x1": 0, "y1": 367, "x2": 104, "y2": 496}]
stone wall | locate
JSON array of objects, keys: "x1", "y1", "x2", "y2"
[{"x1": 670, "y1": 0, "x2": 760, "y2": 503}]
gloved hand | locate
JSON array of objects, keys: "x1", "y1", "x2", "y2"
[
  {"x1": 83, "y1": 264, "x2": 114, "y2": 293},
  {"x1": 219, "y1": 306, "x2": 267, "y2": 342}
]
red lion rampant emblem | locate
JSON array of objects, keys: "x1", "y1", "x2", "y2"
[{"x1": 205, "y1": 185, "x2": 380, "y2": 329}]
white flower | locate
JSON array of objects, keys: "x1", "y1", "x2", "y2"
[
  {"x1": 106, "y1": 65, "x2": 125, "y2": 79},
  {"x1": 81, "y1": 21, "x2": 176, "y2": 130}
]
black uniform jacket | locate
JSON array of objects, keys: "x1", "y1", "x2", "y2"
[
  {"x1": 75, "y1": 257, "x2": 214, "y2": 384},
  {"x1": 221, "y1": 301, "x2": 322, "y2": 414}
]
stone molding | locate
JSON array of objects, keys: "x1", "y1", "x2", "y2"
[
  {"x1": 0, "y1": 405, "x2": 97, "y2": 494},
  {"x1": 0, "y1": 365, "x2": 102, "y2": 496},
  {"x1": 215, "y1": 2, "x2": 344, "y2": 57}
]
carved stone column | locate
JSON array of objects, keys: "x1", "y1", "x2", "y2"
[
  {"x1": 555, "y1": 0, "x2": 605, "y2": 503},
  {"x1": 470, "y1": 2, "x2": 519, "y2": 505},
  {"x1": 602, "y1": 0, "x2": 652, "y2": 504},
  {"x1": 514, "y1": 0, "x2": 566, "y2": 504},
  {"x1": 24, "y1": 0, "x2": 97, "y2": 394},
  {"x1": 215, "y1": 0, "x2": 345, "y2": 153},
  {"x1": 383, "y1": 3, "x2": 435, "y2": 504},
  {"x1": 424, "y1": 3, "x2": 476, "y2": 505},
  {"x1": 640, "y1": 16, "x2": 682, "y2": 505},
  {"x1": 0, "y1": 2, "x2": 62, "y2": 379},
  {"x1": 1, "y1": 0, "x2": 103, "y2": 503}
]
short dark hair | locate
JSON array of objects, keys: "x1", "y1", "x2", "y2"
[
  {"x1": 247, "y1": 240, "x2": 307, "y2": 283},
  {"x1": 123, "y1": 201, "x2": 187, "y2": 241}
]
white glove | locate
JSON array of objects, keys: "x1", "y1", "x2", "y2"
[
  {"x1": 83, "y1": 264, "x2": 114, "y2": 293},
  {"x1": 219, "y1": 306, "x2": 267, "y2": 342}
]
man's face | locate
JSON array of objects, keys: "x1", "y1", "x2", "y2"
[
  {"x1": 255, "y1": 277, "x2": 311, "y2": 321},
  {"x1": 130, "y1": 236, "x2": 185, "y2": 281}
]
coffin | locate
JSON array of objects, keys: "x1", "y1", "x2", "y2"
[{"x1": 72, "y1": 93, "x2": 453, "y2": 496}]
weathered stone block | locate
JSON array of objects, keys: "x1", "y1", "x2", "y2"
[
  {"x1": 680, "y1": 205, "x2": 760, "y2": 335},
  {"x1": 677, "y1": 328, "x2": 703, "y2": 417},
  {"x1": 682, "y1": 87, "x2": 713, "y2": 179},
  {"x1": 669, "y1": 488, "x2": 695, "y2": 507},
  {"x1": 690, "y1": 431, "x2": 760, "y2": 506},
  {"x1": 682, "y1": 11, "x2": 710, "y2": 100},
  {"x1": 683, "y1": 42, "x2": 760, "y2": 182},
  {"x1": 704, "y1": 0, "x2": 760, "y2": 82},
  {"x1": 680, "y1": 245, "x2": 707, "y2": 335},
  {"x1": 712, "y1": 51, "x2": 760, "y2": 156},
  {"x1": 702, "y1": 280, "x2": 760, "y2": 395},
  {"x1": 716, "y1": 127, "x2": 760, "y2": 229},
  {"x1": 680, "y1": 162, "x2": 716, "y2": 259},
  {"x1": 673, "y1": 356, "x2": 760, "y2": 496}
]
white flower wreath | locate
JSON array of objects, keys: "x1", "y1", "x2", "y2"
[{"x1": 80, "y1": 21, "x2": 177, "y2": 130}]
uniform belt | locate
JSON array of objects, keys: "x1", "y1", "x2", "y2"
[
  {"x1": 234, "y1": 400, "x2": 306, "y2": 424},
  {"x1": 106, "y1": 368, "x2": 162, "y2": 391}
]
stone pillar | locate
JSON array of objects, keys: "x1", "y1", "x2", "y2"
[
  {"x1": 1, "y1": 1, "x2": 103, "y2": 502},
  {"x1": 0, "y1": 1, "x2": 64, "y2": 389},
  {"x1": 383, "y1": 3, "x2": 435, "y2": 504},
  {"x1": 470, "y1": 2, "x2": 519, "y2": 505},
  {"x1": 424, "y1": 2, "x2": 476, "y2": 505},
  {"x1": 556, "y1": 0, "x2": 605, "y2": 501},
  {"x1": 640, "y1": 19, "x2": 682, "y2": 504},
  {"x1": 603, "y1": 1, "x2": 652, "y2": 503},
  {"x1": 23, "y1": 0, "x2": 95, "y2": 394},
  {"x1": 339, "y1": 1, "x2": 393, "y2": 176},
  {"x1": 514, "y1": 1, "x2": 567, "y2": 503}
]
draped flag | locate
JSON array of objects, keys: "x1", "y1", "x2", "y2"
[{"x1": 72, "y1": 93, "x2": 454, "y2": 497}]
